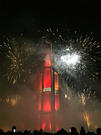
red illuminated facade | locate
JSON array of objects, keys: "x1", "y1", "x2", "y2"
[{"x1": 38, "y1": 42, "x2": 60, "y2": 131}]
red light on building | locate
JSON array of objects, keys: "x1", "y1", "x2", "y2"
[
  {"x1": 38, "y1": 43, "x2": 60, "y2": 131},
  {"x1": 40, "y1": 73, "x2": 42, "y2": 91},
  {"x1": 43, "y1": 68, "x2": 51, "y2": 88},
  {"x1": 56, "y1": 125, "x2": 59, "y2": 131},
  {"x1": 54, "y1": 71, "x2": 60, "y2": 111},
  {"x1": 49, "y1": 121, "x2": 52, "y2": 130},
  {"x1": 38, "y1": 95, "x2": 42, "y2": 111},
  {"x1": 43, "y1": 92, "x2": 51, "y2": 112},
  {"x1": 44, "y1": 44, "x2": 51, "y2": 67},
  {"x1": 54, "y1": 72, "x2": 59, "y2": 91},
  {"x1": 55, "y1": 94, "x2": 60, "y2": 111},
  {"x1": 42, "y1": 121, "x2": 46, "y2": 130}
]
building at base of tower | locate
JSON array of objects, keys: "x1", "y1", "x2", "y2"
[{"x1": 38, "y1": 42, "x2": 60, "y2": 131}]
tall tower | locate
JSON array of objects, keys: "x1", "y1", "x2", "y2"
[{"x1": 38, "y1": 42, "x2": 60, "y2": 131}]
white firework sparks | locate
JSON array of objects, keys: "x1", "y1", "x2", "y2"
[
  {"x1": 60, "y1": 52, "x2": 81, "y2": 68},
  {"x1": 52, "y1": 47, "x2": 83, "y2": 78}
]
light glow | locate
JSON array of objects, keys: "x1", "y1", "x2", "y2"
[
  {"x1": 42, "y1": 121, "x2": 46, "y2": 130},
  {"x1": 55, "y1": 94, "x2": 60, "y2": 111},
  {"x1": 83, "y1": 112, "x2": 91, "y2": 128},
  {"x1": 43, "y1": 68, "x2": 51, "y2": 88},
  {"x1": 38, "y1": 95, "x2": 42, "y2": 111},
  {"x1": 54, "y1": 72, "x2": 59, "y2": 91},
  {"x1": 43, "y1": 92, "x2": 51, "y2": 112},
  {"x1": 40, "y1": 73, "x2": 42, "y2": 91},
  {"x1": 61, "y1": 53, "x2": 80, "y2": 67},
  {"x1": 44, "y1": 44, "x2": 51, "y2": 67},
  {"x1": 13, "y1": 129, "x2": 16, "y2": 133}
]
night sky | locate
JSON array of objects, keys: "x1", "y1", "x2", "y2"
[
  {"x1": 0, "y1": 0, "x2": 101, "y2": 132},
  {"x1": 0, "y1": 0, "x2": 100, "y2": 39}
]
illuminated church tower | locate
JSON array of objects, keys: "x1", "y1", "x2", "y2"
[{"x1": 38, "y1": 42, "x2": 60, "y2": 131}]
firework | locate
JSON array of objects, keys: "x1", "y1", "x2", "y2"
[
  {"x1": 83, "y1": 112, "x2": 91, "y2": 128},
  {"x1": 52, "y1": 35, "x2": 100, "y2": 77},
  {"x1": 44, "y1": 29, "x2": 101, "y2": 90},
  {"x1": 0, "y1": 36, "x2": 44, "y2": 85},
  {"x1": 0, "y1": 37, "x2": 25, "y2": 84},
  {"x1": 0, "y1": 30, "x2": 100, "y2": 86},
  {"x1": 60, "y1": 53, "x2": 80, "y2": 68},
  {"x1": 0, "y1": 95, "x2": 21, "y2": 107},
  {"x1": 7, "y1": 48, "x2": 24, "y2": 84},
  {"x1": 78, "y1": 88, "x2": 96, "y2": 107},
  {"x1": 61, "y1": 77, "x2": 99, "y2": 129}
]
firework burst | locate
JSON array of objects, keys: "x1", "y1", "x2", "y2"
[
  {"x1": 43, "y1": 28, "x2": 100, "y2": 78},
  {"x1": 0, "y1": 36, "x2": 25, "y2": 84},
  {"x1": 0, "y1": 29, "x2": 100, "y2": 87},
  {"x1": 7, "y1": 47, "x2": 24, "y2": 85},
  {"x1": 0, "y1": 35, "x2": 44, "y2": 85},
  {"x1": 61, "y1": 76, "x2": 99, "y2": 129},
  {"x1": 41, "y1": 28, "x2": 100, "y2": 90},
  {"x1": 52, "y1": 35, "x2": 100, "y2": 78}
]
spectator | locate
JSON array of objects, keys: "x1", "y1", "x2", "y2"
[
  {"x1": 70, "y1": 127, "x2": 79, "y2": 135},
  {"x1": 96, "y1": 128, "x2": 101, "y2": 135},
  {"x1": 80, "y1": 126, "x2": 86, "y2": 135},
  {"x1": 0, "y1": 129, "x2": 4, "y2": 135},
  {"x1": 56, "y1": 128, "x2": 68, "y2": 135}
]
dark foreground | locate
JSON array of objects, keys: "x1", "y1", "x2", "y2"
[{"x1": 0, "y1": 126, "x2": 101, "y2": 135}]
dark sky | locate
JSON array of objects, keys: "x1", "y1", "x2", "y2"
[{"x1": 0, "y1": 0, "x2": 100, "y2": 40}]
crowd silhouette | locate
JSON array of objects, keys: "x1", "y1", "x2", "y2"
[{"x1": 0, "y1": 126, "x2": 101, "y2": 135}]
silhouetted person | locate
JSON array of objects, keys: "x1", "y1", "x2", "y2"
[
  {"x1": 6, "y1": 130, "x2": 12, "y2": 135},
  {"x1": 57, "y1": 128, "x2": 68, "y2": 135},
  {"x1": 39, "y1": 129, "x2": 43, "y2": 135},
  {"x1": 24, "y1": 130, "x2": 31, "y2": 134},
  {"x1": 86, "y1": 131, "x2": 96, "y2": 135},
  {"x1": 12, "y1": 126, "x2": 16, "y2": 133},
  {"x1": 34, "y1": 130, "x2": 41, "y2": 135},
  {"x1": 80, "y1": 126, "x2": 85, "y2": 135},
  {"x1": 96, "y1": 128, "x2": 101, "y2": 135},
  {"x1": 70, "y1": 127, "x2": 79, "y2": 135},
  {"x1": 0, "y1": 129, "x2": 4, "y2": 135}
]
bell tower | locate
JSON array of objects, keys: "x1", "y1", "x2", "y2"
[{"x1": 38, "y1": 42, "x2": 60, "y2": 131}]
